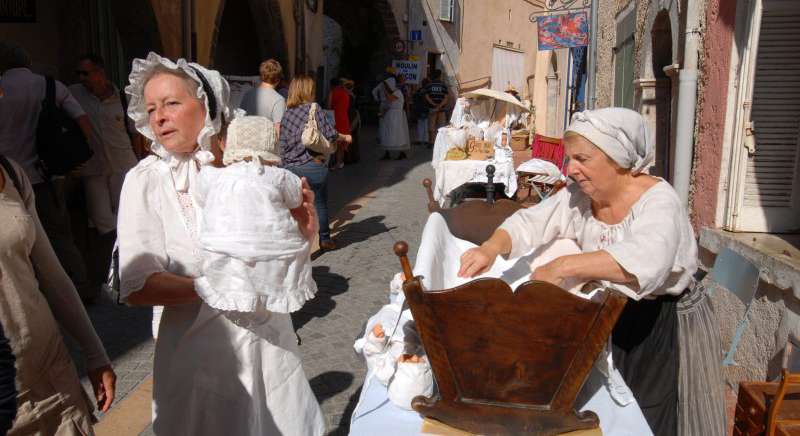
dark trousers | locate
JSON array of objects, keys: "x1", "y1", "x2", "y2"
[
  {"x1": 32, "y1": 180, "x2": 91, "y2": 298},
  {"x1": 287, "y1": 160, "x2": 331, "y2": 242}
]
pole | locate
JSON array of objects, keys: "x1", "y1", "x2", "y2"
[{"x1": 586, "y1": 0, "x2": 598, "y2": 109}]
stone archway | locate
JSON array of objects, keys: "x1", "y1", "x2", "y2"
[{"x1": 324, "y1": 0, "x2": 401, "y2": 84}]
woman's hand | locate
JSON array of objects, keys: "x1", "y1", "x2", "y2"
[
  {"x1": 458, "y1": 246, "x2": 498, "y2": 278},
  {"x1": 530, "y1": 257, "x2": 567, "y2": 287},
  {"x1": 88, "y1": 364, "x2": 116, "y2": 413},
  {"x1": 290, "y1": 177, "x2": 319, "y2": 239}
]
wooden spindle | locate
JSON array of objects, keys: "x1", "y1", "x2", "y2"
[
  {"x1": 485, "y1": 164, "x2": 496, "y2": 204},
  {"x1": 393, "y1": 241, "x2": 413, "y2": 282}
]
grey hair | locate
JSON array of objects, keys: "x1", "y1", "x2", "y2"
[
  {"x1": 142, "y1": 64, "x2": 200, "y2": 97},
  {"x1": 0, "y1": 41, "x2": 31, "y2": 72}
]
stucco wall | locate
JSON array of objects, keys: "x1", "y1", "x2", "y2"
[
  {"x1": 458, "y1": 0, "x2": 541, "y2": 98},
  {"x1": 689, "y1": 0, "x2": 736, "y2": 230}
]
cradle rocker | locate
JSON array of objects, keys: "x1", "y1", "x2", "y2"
[{"x1": 393, "y1": 242, "x2": 626, "y2": 435}]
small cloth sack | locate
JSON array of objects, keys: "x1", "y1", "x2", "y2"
[
  {"x1": 301, "y1": 103, "x2": 337, "y2": 155},
  {"x1": 387, "y1": 356, "x2": 435, "y2": 410}
]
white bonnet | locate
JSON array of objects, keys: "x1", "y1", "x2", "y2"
[
  {"x1": 516, "y1": 158, "x2": 566, "y2": 185},
  {"x1": 223, "y1": 116, "x2": 279, "y2": 166},
  {"x1": 125, "y1": 52, "x2": 236, "y2": 154},
  {"x1": 565, "y1": 108, "x2": 654, "y2": 174}
]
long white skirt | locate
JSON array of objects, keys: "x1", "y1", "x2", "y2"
[
  {"x1": 151, "y1": 302, "x2": 325, "y2": 436},
  {"x1": 379, "y1": 108, "x2": 410, "y2": 151}
]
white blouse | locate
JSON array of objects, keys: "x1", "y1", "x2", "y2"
[
  {"x1": 498, "y1": 180, "x2": 698, "y2": 300},
  {"x1": 194, "y1": 161, "x2": 316, "y2": 313}
]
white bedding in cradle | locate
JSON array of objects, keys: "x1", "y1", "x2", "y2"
[{"x1": 400, "y1": 212, "x2": 653, "y2": 436}]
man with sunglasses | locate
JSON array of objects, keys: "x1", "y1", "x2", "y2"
[
  {"x1": 69, "y1": 54, "x2": 139, "y2": 294},
  {"x1": 0, "y1": 42, "x2": 96, "y2": 302}
]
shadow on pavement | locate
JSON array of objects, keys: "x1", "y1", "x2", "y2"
[{"x1": 292, "y1": 266, "x2": 349, "y2": 332}]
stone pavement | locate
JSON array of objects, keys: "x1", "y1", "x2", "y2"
[{"x1": 71, "y1": 126, "x2": 435, "y2": 435}]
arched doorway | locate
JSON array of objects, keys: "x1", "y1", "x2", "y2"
[
  {"x1": 324, "y1": 0, "x2": 399, "y2": 85},
  {"x1": 650, "y1": 10, "x2": 674, "y2": 180},
  {"x1": 212, "y1": 0, "x2": 262, "y2": 75}
]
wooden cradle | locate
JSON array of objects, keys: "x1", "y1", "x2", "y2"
[{"x1": 393, "y1": 242, "x2": 627, "y2": 435}]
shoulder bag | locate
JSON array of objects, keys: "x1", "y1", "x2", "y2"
[{"x1": 301, "y1": 103, "x2": 337, "y2": 155}]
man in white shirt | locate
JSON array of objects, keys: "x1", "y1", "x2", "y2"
[
  {"x1": 0, "y1": 42, "x2": 95, "y2": 300},
  {"x1": 69, "y1": 54, "x2": 138, "y2": 261},
  {"x1": 69, "y1": 54, "x2": 140, "y2": 288}
]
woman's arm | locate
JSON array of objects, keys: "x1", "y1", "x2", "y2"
[
  {"x1": 126, "y1": 272, "x2": 198, "y2": 306},
  {"x1": 531, "y1": 250, "x2": 637, "y2": 288}
]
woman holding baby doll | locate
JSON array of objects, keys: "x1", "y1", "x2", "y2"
[
  {"x1": 116, "y1": 53, "x2": 324, "y2": 436},
  {"x1": 458, "y1": 108, "x2": 725, "y2": 436}
]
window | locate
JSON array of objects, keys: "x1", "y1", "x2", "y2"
[
  {"x1": 613, "y1": 7, "x2": 636, "y2": 109},
  {"x1": 439, "y1": 0, "x2": 454, "y2": 22},
  {"x1": 491, "y1": 46, "x2": 525, "y2": 93}
]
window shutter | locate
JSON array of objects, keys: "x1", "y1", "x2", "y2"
[
  {"x1": 491, "y1": 47, "x2": 525, "y2": 93},
  {"x1": 440, "y1": 0, "x2": 453, "y2": 21},
  {"x1": 614, "y1": 10, "x2": 636, "y2": 109},
  {"x1": 745, "y1": 7, "x2": 800, "y2": 209}
]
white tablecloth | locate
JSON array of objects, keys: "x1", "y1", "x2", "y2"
[
  {"x1": 432, "y1": 159, "x2": 517, "y2": 206},
  {"x1": 349, "y1": 214, "x2": 653, "y2": 436},
  {"x1": 431, "y1": 127, "x2": 457, "y2": 166}
]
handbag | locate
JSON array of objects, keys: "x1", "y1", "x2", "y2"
[
  {"x1": 301, "y1": 103, "x2": 337, "y2": 155},
  {"x1": 36, "y1": 76, "x2": 94, "y2": 177}
]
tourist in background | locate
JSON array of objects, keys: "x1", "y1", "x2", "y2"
[
  {"x1": 328, "y1": 77, "x2": 351, "y2": 170},
  {"x1": 69, "y1": 53, "x2": 139, "y2": 289},
  {"x1": 280, "y1": 75, "x2": 351, "y2": 251},
  {"x1": 424, "y1": 69, "x2": 449, "y2": 149},
  {"x1": 239, "y1": 59, "x2": 286, "y2": 130}
]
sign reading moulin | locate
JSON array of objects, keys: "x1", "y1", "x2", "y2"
[{"x1": 391, "y1": 60, "x2": 422, "y2": 85}]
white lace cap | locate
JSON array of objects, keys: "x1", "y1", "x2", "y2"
[
  {"x1": 223, "y1": 116, "x2": 280, "y2": 165},
  {"x1": 124, "y1": 52, "x2": 241, "y2": 191}
]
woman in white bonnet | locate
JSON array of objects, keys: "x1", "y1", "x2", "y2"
[
  {"x1": 459, "y1": 108, "x2": 725, "y2": 436},
  {"x1": 116, "y1": 53, "x2": 324, "y2": 435}
]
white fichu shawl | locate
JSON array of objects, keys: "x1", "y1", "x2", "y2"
[
  {"x1": 565, "y1": 108, "x2": 655, "y2": 174},
  {"x1": 124, "y1": 52, "x2": 239, "y2": 192}
]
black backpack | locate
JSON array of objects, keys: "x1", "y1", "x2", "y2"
[
  {"x1": 0, "y1": 155, "x2": 21, "y2": 195},
  {"x1": 35, "y1": 76, "x2": 93, "y2": 177}
]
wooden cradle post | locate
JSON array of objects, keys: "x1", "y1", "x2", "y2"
[{"x1": 393, "y1": 242, "x2": 628, "y2": 435}]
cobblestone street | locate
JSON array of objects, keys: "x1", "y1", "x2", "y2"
[{"x1": 71, "y1": 127, "x2": 435, "y2": 435}]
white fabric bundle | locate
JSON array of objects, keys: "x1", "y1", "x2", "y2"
[
  {"x1": 387, "y1": 356, "x2": 435, "y2": 410},
  {"x1": 516, "y1": 158, "x2": 567, "y2": 185},
  {"x1": 223, "y1": 116, "x2": 279, "y2": 165},
  {"x1": 565, "y1": 107, "x2": 654, "y2": 174}
]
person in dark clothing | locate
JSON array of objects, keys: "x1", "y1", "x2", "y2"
[
  {"x1": 424, "y1": 69, "x2": 449, "y2": 148},
  {"x1": 0, "y1": 322, "x2": 16, "y2": 435},
  {"x1": 411, "y1": 78, "x2": 431, "y2": 146}
]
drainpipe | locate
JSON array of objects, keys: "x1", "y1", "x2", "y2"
[
  {"x1": 586, "y1": 0, "x2": 599, "y2": 109},
  {"x1": 673, "y1": 0, "x2": 703, "y2": 207}
]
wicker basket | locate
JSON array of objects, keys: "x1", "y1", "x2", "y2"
[{"x1": 510, "y1": 131, "x2": 530, "y2": 151}]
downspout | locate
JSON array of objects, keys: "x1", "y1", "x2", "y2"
[
  {"x1": 673, "y1": 0, "x2": 703, "y2": 207},
  {"x1": 586, "y1": 0, "x2": 598, "y2": 109}
]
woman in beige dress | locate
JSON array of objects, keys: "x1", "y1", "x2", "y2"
[{"x1": 0, "y1": 156, "x2": 116, "y2": 435}]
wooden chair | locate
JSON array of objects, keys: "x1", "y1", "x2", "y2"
[
  {"x1": 393, "y1": 242, "x2": 628, "y2": 435},
  {"x1": 423, "y1": 165, "x2": 523, "y2": 246}
]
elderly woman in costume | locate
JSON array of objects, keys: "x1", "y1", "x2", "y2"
[
  {"x1": 116, "y1": 53, "x2": 325, "y2": 436},
  {"x1": 459, "y1": 108, "x2": 725, "y2": 436}
]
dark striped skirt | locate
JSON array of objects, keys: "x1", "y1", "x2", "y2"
[{"x1": 611, "y1": 281, "x2": 726, "y2": 436}]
